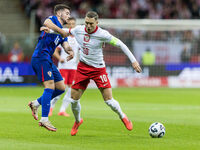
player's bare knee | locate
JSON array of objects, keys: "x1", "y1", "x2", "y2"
[
  {"x1": 58, "y1": 85, "x2": 65, "y2": 91},
  {"x1": 55, "y1": 80, "x2": 65, "y2": 91},
  {"x1": 43, "y1": 80, "x2": 55, "y2": 89},
  {"x1": 103, "y1": 96, "x2": 112, "y2": 101},
  {"x1": 71, "y1": 89, "x2": 83, "y2": 100},
  {"x1": 99, "y1": 88, "x2": 112, "y2": 101}
]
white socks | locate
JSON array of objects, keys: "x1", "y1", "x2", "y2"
[
  {"x1": 70, "y1": 98, "x2": 81, "y2": 122},
  {"x1": 105, "y1": 98, "x2": 125, "y2": 119},
  {"x1": 50, "y1": 88, "x2": 71, "y2": 112},
  {"x1": 33, "y1": 100, "x2": 40, "y2": 107},
  {"x1": 40, "y1": 117, "x2": 48, "y2": 122},
  {"x1": 51, "y1": 95, "x2": 61, "y2": 108},
  {"x1": 59, "y1": 88, "x2": 71, "y2": 112}
]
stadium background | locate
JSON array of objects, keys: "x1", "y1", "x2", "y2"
[
  {"x1": 0, "y1": 1, "x2": 200, "y2": 150},
  {"x1": 0, "y1": 0, "x2": 200, "y2": 87}
]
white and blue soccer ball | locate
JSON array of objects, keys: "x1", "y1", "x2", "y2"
[{"x1": 149, "y1": 122, "x2": 165, "y2": 138}]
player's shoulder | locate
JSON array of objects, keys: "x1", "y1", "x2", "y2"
[
  {"x1": 97, "y1": 27, "x2": 111, "y2": 37},
  {"x1": 97, "y1": 26, "x2": 109, "y2": 33},
  {"x1": 71, "y1": 25, "x2": 84, "y2": 33},
  {"x1": 75, "y1": 25, "x2": 84, "y2": 30},
  {"x1": 47, "y1": 15, "x2": 56, "y2": 20}
]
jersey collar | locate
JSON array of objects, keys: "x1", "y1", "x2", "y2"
[{"x1": 84, "y1": 26, "x2": 98, "y2": 34}]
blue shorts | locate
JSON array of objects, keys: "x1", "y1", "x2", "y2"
[{"x1": 31, "y1": 58, "x2": 63, "y2": 82}]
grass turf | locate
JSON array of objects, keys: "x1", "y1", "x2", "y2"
[{"x1": 0, "y1": 87, "x2": 200, "y2": 150}]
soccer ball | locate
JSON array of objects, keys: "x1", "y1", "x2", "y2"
[{"x1": 148, "y1": 122, "x2": 165, "y2": 138}]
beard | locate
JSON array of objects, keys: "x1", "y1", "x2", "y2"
[
  {"x1": 62, "y1": 19, "x2": 67, "y2": 25},
  {"x1": 61, "y1": 14, "x2": 68, "y2": 25}
]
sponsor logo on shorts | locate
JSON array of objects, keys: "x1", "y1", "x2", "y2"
[{"x1": 103, "y1": 83, "x2": 108, "y2": 86}]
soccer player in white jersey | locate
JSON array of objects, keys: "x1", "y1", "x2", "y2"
[
  {"x1": 41, "y1": 11, "x2": 142, "y2": 136},
  {"x1": 49, "y1": 17, "x2": 79, "y2": 117}
]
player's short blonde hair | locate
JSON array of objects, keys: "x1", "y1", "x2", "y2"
[{"x1": 86, "y1": 11, "x2": 99, "y2": 20}]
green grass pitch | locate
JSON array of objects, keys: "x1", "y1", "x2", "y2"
[{"x1": 0, "y1": 87, "x2": 200, "y2": 150}]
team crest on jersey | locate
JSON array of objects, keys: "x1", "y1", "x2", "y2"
[
  {"x1": 47, "y1": 71, "x2": 52, "y2": 77},
  {"x1": 84, "y1": 34, "x2": 90, "y2": 42}
]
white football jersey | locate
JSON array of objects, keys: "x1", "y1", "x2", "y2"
[
  {"x1": 58, "y1": 35, "x2": 79, "y2": 70},
  {"x1": 68, "y1": 25, "x2": 113, "y2": 68}
]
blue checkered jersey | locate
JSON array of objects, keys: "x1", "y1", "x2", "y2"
[{"x1": 32, "y1": 16, "x2": 68, "y2": 62}]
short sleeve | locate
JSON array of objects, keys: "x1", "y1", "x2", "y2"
[
  {"x1": 48, "y1": 16, "x2": 56, "y2": 23},
  {"x1": 60, "y1": 37, "x2": 68, "y2": 45}
]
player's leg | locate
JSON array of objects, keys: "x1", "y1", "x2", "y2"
[
  {"x1": 69, "y1": 63, "x2": 90, "y2": 135},
  {"x1": 49, "y1": 68, "x2": 67, "y2": 116},
  {"x1": 39, "y1": 65, "x2": 66, "y2": 131},
  {"x1": 70, "y1": 88, "x2": 84, "y2": 136},
  {"x1": 30, "y1": 60, "x2": 65, "y2": 131},
  {"x1": 58, "y1": 85, "x2": 71, "y2": 117},
  {"x1": 51, "y1": 95, "x2": 61, "y2": 108},
  {"x1": 28, "y1": 58, "x2": 42, "y2": 120},
  {"x1": 52, "y1": 63, "x2": 66, "y2": 98},
  {"x1": 47, "y1": 78, "x2": 65, "y2": 117},
  {"x1": 39, "y1": 79, "x2": 55, "y2": 119},
  {"x1": 29, "y1": 59, "x2": 55, "y2": 126},
  {"x1": 99, "y1": 87, "x2": 125, "y2": 119},
  {"x1": 99, "y1": 87, "x2": 133, "y2": 131},
  {"x1": 71, "y1": 88, "x2": 84, "y2": 120},
  {"x1": 93, "y1": 67, "x2": 132, "y2": 131},
  {"x1": 57, "y1": 69, "x2": 72, "y2": 116},
  {"x1": 92, "y1": 68, "x2": 124, "y2": 119},
  {"x1": 49, "y1": 95, "x2": 61, "y2": 116},
  {"x1": 35, "y1": 79, "x2": 57, "y2": 132}
]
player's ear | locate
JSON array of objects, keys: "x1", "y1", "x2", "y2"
[
  {"x1": 96, "y1": 20, "x2": 98, "y2": 25},
  {"x1": 57, "y1": 11, "x2": 61, "y2": 17}
]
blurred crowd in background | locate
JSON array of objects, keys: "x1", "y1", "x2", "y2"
[
  {"x1": 21, "y1": 0, "x2": 200, "y2": 27},
  {"x1": 1, "y1": 0, "x2": 200, "y2": 64}
]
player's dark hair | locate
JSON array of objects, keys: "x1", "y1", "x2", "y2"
[
  {"x1": 68, "y1": 17, "x2": 76, "y2": 21},
  {"x1": 86, "y1": 11, "x2": 99, "y2": 20},
  {"x1": 54, "y1": 4, "x2": 70, "y2": 15}
]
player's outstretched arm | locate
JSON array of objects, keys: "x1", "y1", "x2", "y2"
[
  {"x1": 62, "y1": 42, "x2": 74, "y2": 61},
  {"x1": 109, "y1": 37, "x2": 142, "y2": 73},
  {"x1": 40, "y1": 26, "x2": 70, "y2": 38},
  {"x1": 43, "y1": 19, "x2": 68, "y2": 37}
]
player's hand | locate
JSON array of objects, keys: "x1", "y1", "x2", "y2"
[
  {"x1": 61, "y1": 31, "x2": 68, "y2": 38},
  {"x1": 59, "y1": 58, "x2": 65, "y2": 63},
  {"x1": 66, "y1": 48, "x2": 74, "y2": 61},
  {"x1": 132, "y1": 61, "x2": 142, "y2": 73},
  {"x1": 40, "y1": 26, "x2": 50, "y2": 33}
]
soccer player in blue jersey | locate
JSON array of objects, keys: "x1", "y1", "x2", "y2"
[{"x1": 28, "y1": 4, "x2": 73, "y2": 131}]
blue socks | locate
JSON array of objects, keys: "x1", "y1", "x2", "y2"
[
  {"x1": 37, "y1": 88, "x2": 65, "y2": 117},
  {"x1": 37, "y1": 89, "x2": 65, "y2": 104},
  {"x1": 51, "y1": 89, "x2": 65, "y2": 99},
  {"x1": 41, "y1": 88, "x2": 54, "y2": 117}
]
